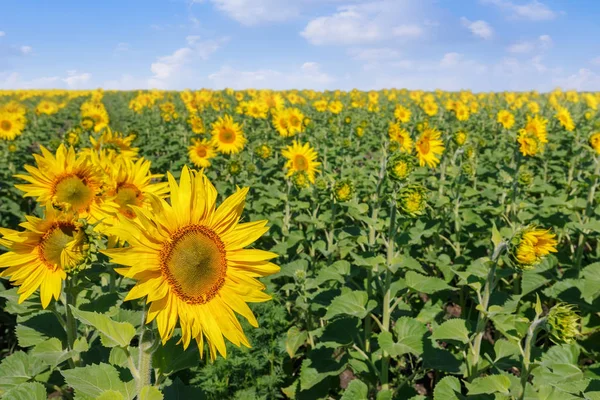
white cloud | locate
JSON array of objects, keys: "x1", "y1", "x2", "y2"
[
  {"x1": 482, "y1": 0, "x2": 557, "y2": 21},
  {"x1": 301, "y1": 1, "x2": 429, "y2": 46},
  {"x1": 20, "y1": 46, "x2": 32, "y2": 55},
  {"x1": 348, "y1": 47, "x2": 401, "y2": 61},
  {"x1": 63, "y1": 70, "x2": 92, "y2": 88},
  {"x1": 149, "y1": 37, "x2": 228, "y2": 84},
  {"x1": 460, "y1": 17, "x2": 493, "y2": 39},
  {"x1": 115, "y1": 42, "x2": 129, "y2": 52},
  {"x1": 507, "y1": 35, "x2": 552, "y2": 54},
  {"x1": 208, "y1": 62, "x2": 334, "y2": 90},
  {"x1": 0, "y1": 31, "x2": 5, "y2": 37},
  {"x1": 208, "y1": 0, "x2": 299, "y2": 26},
  {"x1": 391, "y1": 24, "x2": 423, "y2": 38},
  {"x1": 440, "y1": 52, "x2": 462, "y2": 68},
  {"x1": 591, "y1": 57, "x2": 600, "y2": 66},
  {"x1": 553, "y1": 68, "x2": 600, "y2": 91}
]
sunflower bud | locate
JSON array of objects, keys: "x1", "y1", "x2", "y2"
[
  {"x1": 546, "y1": 303, "x2": 580, "y2": 344},
  {"x1": 254, "y1": 143, "x2": 272, "y2": 160},
  {"x1": 356, "y1": 126, "x2": 364, "y2": 138},
  {"x1": 333, "y1": 179, "x2": 354, "y2": 202},
  {"x1": 81, "y1": 116, "x2": 94, "y2": 131},
  {"x1": 397, "y1": 184, "x2": 427, "y2": 217},
  {"x1": 461, "y1": 162, "x2": 475, "y2": 178},
  {"x1": 454, "y1": 131, "x2": 467, "y2": 146},
  {"x1": 228, "y1": 160, "x2": 242, "y2": 176},
  {"x1": 8, "y1": 144, "x2": 17, "y2": 152},
  {"x1": 511, "y1": 226, "x2": 558, "y2": 270},
  {"x1": 518, "y1": 169, "x2": 534, "y2": 187},
  {"x1": 314, "y1": 177, "x2": 328, "y2": 191},
  {"x1": 342, "y1": 138, "x2": 352, "y2": 149},
  {"x1": 589, "y1": 132, "x2": 600, "y2": 154},
  {"x1": 292, "y1": 171, "x2": 310, "y2": 189},
  {"x1": 387, "y1": 153, "x2": 415, "y2": 182}
]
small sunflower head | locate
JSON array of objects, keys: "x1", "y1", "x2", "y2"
[
  {"x1": 254, "y1": 143, "x2": 272, "y2": 160},
  {"x1": 228, "y1": 160, "x2": 242, "y2": 176},
  {"x1": 314, "y1": 177, "x2": 328, "y2": 191},
  {"x1": 342, "y1": 138, "x2": 352, "y2": 149},
  {"x1": 589, "y1": 132, "x2": 600, "y2": 154},
  {"x1": 333, "y1": 179, "x2": 354, "y2": 202},
  {"x1": 246, "y1": 163, "x2": 257, "y2": 174},
  {"x1": 511, "y1": 226, "x2": 558, "y2": 270},
  {"x1": 546, "y1": 303, "x2": 580, "y2": 344},
  {"x1": 387, "y1": 153, "x2": 415, "y2": 182},
  {"x1": 81, "y1": 116, "x2": 95, "y2": 131},
  {"x1": 585, "y1": 111, "x2": 593, "y2": 120},
  {"x1": 356, "y1": 126, "x2": 364, "y2": 137},
  {"x1": 397, "y1": 184, "x2": 427, "y2": 217},
  {"x1": 464, "y1": 145, "x2": 476, "y2": 160},
  {"x1": 454, "y1": 131, "x2": 467, "y2": 146},
  {"x1": 360, "y1": 120, "x2": 368, "y2": 128},
  {"x1": 344, "y1": 116, "x2": 352, "y2": 125},
  {"x1": 8, "y1": 144, "x2": 17, "y2": 152},
  {"x1": 292, "y1": 171, "x2": 311, "y2": 189},
  {"x1": 518, "y1": 169, "x2": 534, "y2": 187},
  {"x1": 461, "y1": 162, "x2": 475, "y2": 179}
]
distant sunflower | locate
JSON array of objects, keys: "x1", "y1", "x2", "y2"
[
  {"x1": 211, "y1": 115, "x2": 246, "y2": 154},
  {"x1": 102, "y1": 166, "x2": 279, "y2": 359},
  {"x1": 189, "y1": 138, "x2": 216, "y2": 168},
  {"x1": 388, "y1": 122, "x2": 413, "y2": 152},
  {"x1": 415, "y1": 128, "x2": 445, "y2": 168},
  {"x1": 282, "y1": 141, "x2": 321, "y2": 183},
  {"x1": 15, "y1": 145, "x2": 117, "y2": 222},
  {"x1": 394, "y1": 105, "x2": 411, "y2": 123},
  {"x1": 272, "y1": 109, "x2": 292, "y2": 137},
  {"x1": 82, "y1": 128, "x2": 139, "y2": 161},
  {"x1": 105, "y1": 157, "x2": 169, "y2": 220},
  {"x1": 0, "y1": 206, "x2": 89, "y2": 308},
  {"x1": 0, "y1": 111, "x2": 25, "y2": 140}
]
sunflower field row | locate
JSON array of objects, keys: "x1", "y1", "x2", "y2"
[{"x1": 0, "y1": 88, "x2": 599, "y2": 400}]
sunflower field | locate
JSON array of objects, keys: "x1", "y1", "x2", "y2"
[{"x1": 0, "y1": 88, "x2": 599, "y2": 400}]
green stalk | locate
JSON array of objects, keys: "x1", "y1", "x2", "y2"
[
  {"x1": 380, "y1": 194, "x2": 397, "y2": 391},
  {"x1": 519, "y1": 317, "x2": 545, "y2": 400},
  {"x1": 469, "y1": 242, "x2": 506, "y2": 379},
  {"x1": 574, "y1": 156, "x2": 600, "y2": 274},
  {"x1": 510, "y1": 150, "x2": 522, "y2": 222},
  {"x1": 136, "y1": 309, "x2": 153, "y2": 394},
  {"x1": 64, "y1": 278, "x2": 80, "y2": 368}
]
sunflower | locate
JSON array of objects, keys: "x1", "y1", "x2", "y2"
[
  {"x1": 105, "y1": 157, "x2": 169, "y2": 220},
  {"x1": 394, "y1": 105, "x2": 411, "y2": 123},
  {"x1": 189, "y1": 138, "x2": 216, "y2": 168},
  {"x1": 0, "y1": 111, "x2": 26, "y2": 140},
  {"x1": 282, "y1": 141, "x2": 321, "y2": 183},
  {"x1": 102, "y1": 166, "x2": 279, "y2": 359},
  {"x1": 272, "y1": 109, "x2": 292, "y2": 137},
  {"x1": 82, "y1": 128, "x2": 139, "y2": 161},
  {"x1": 497, "y1": 110, "x2": 515, "y2": 129},
  {"x1": 388, "y1": 123, "x2": 413, "y2": 152},
  {"x1": 517, "y1": 130, "x2": 541, "y2": 157},
  {"x1": 415, "y1": 128, "x2": 445, "y2": 168},
  {"x1": 513, "y1": 226, "x2": 557, "y2": 269},
  {"x1": 523, "y1": 114, "x2": 548, "y2": 144},
  {"x1": 422, "y1": 101, "x2": 438, "y2": 116},
  {"x1": 555, "y1": 106, "x2": 575, "y2": 131},
  {"x1": 210, "y1": 115, "x2": 246, "y2": 154},
  {"x1": 287, "y1": 108, "x2": 305, "y2": 135},
  {"x1": 590, "y1": 132, "x2": 600, "y2": 154},
  {"x1": 0, "y1": 206, "x2": 89, "y2": 308},
  {"x1": 188, "y1": 115, "x2": 205, "y2": 134},
  {"x1": 15, "y1": 144, "x2": 117, "y2": 223}
]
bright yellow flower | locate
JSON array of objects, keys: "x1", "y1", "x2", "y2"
[
  {"x1": 415, "y1": 128, "x2": 445, "y2": 168},
  {"x1": 388, "y1": 122, "x2": 413, "y2": 153},
  {"x1": 282, "y1": 141, "x2": 321, "y2": 183},
  {"x1": 210, "y1": 115, "x2": 246, "y2": 154},
  {"x1": 497, "y1": 110, "x2": 515, "y2": 129},
  {"x1": 188, "y1": 138, "x2": 216, "y2": 168},
  {"x1": 514, "y1": 227, "x2": 558, "y2": 268}
]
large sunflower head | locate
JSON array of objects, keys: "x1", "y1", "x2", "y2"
[
  {"x1": 388, "y1": 122, "x2": 413, "y2": 153},
  {"x1": 0, "y1": 111, "x2": 26, "y2": 141},
  {"x1": 415, "y1": 127, "x2": 445, "y2": 168},
  {"x1": 210, "y1": 115, "x2": 246, "y2": 154},
  {"x1": 102, "y1": 166, "x2": 279, "y2": 360},
  {"x1": 0, "y1": 206, "x2": 89, "y2": 308},
  {"x1": 15, "y1": 144, "x2": 117, "y2": 222},
  {"x1": 282, "y1": 141, "x2": 321, "y2": 183},
  {"x1": 189, "y1": 138, "x2": 216, "y2": 168}
]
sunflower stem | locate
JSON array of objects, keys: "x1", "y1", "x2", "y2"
[
  {"x1": 136, "y1": 309, "x2": 154, "y2": 394},
  {"x1": 380, "y1": 192, "x2": 397, "y2": 392},
  {"x1": 64, "y1": 278, "x2": 80, "y2": 368},
  {"x1": 574, "y1": 156, "x2": 600, "y2": 275},
  {"x1": 469, "y1": 241, "x2": 506, "y2": 380},
  {"x1": 519, "y1": 317, "x2": 545, "y2": 400}
]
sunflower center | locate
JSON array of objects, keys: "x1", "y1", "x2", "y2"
[
  {"x1": 417, "y1": 138, "x2": 430, "y2": 154},
  {"x1": 406, "y1": 193, "x2": 423, "y2": 213},
  {"x1": 161, "y1": 225, "x2": 227, "y2": 304},
  {"x1": 1, "y1": 120, "x2": 11, "y2": 131},
  {"x1": 219, "y1": 128, "x2": 236, "y2": 144},
  {"x1": 289, "y1": 116, "x2": 300, "y2": 127},
  {"x1": 54, "y1": 175, "x2": 94, "y2": 211},
  {"x1": 115, "y1": 183, "x2": 143, "y2": 218},
  {"x1": 196, "y1": 147, "x2": 207, "y2": 157},
  {"x1": 293, "y1": 155, "x2": 308, "y2": 170},
  {"x1": 39, "y1": 222, "x2": 85, "y2": 270}
]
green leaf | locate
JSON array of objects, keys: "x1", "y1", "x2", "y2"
[
  {"x1": 324, "y1": 291, "x2": 375, "y2": 320},
  {"x1": 378, "y1": 317, "x2": 428, "y2": 357},
  {"x1": 2, "y1": 382, "x2": 47, "y2": 400},
  {"x1": 70, "y1": 306, "x2": 136, "y2": 348},
  {"x1": 0, "y1": 351, "x2": 47, "y2": 392},
  {"x1": 433, "y1": 376, "x2": 463, "y2": 400},
  {"x1": 96, "y1": 390, "x2": 126, "y2": 400},
  {"x1": 286, "y1": 326, "x2": 308, "y2": 358},
  {"x1": 300, "y1": 347, "x2": 348, "y2": 390},
  {"x1": 61, "y1": 363, "x2": 134, "y2": 400},
  {"x1": 491, "y1": 222, "x2": 503, "y2": 248},
  {"x1": 30, "y1": 338, "x2": 73, "y2": 368},
  {"x1": 152, "y1": 336, "x2": 199, "y2": 377},
  {"x1": 140, "y1": 386, "x2": 164, "y2": 400},
  {"x1": 15, "y1": 311, "x2": 67, "y2": 347},
  {"x1": 163, "y1": 378, "x2": 206, "y2": 400},
  {"x1": 405, "y1": 271, "x2": 454, "y2": 294},
  {"x1": 431, "y1": 319, "x2": 470, "y2": 344},
  {"x1": 465, "y1": 375, "x2": 511, "y2": 395},
  {"x1": 341, "y1": 379, "x2": 368, "y2": 399}
]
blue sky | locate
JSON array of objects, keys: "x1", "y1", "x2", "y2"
[{"x1": 1, "y1": 0, "x2": 600, "y2": 91}]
